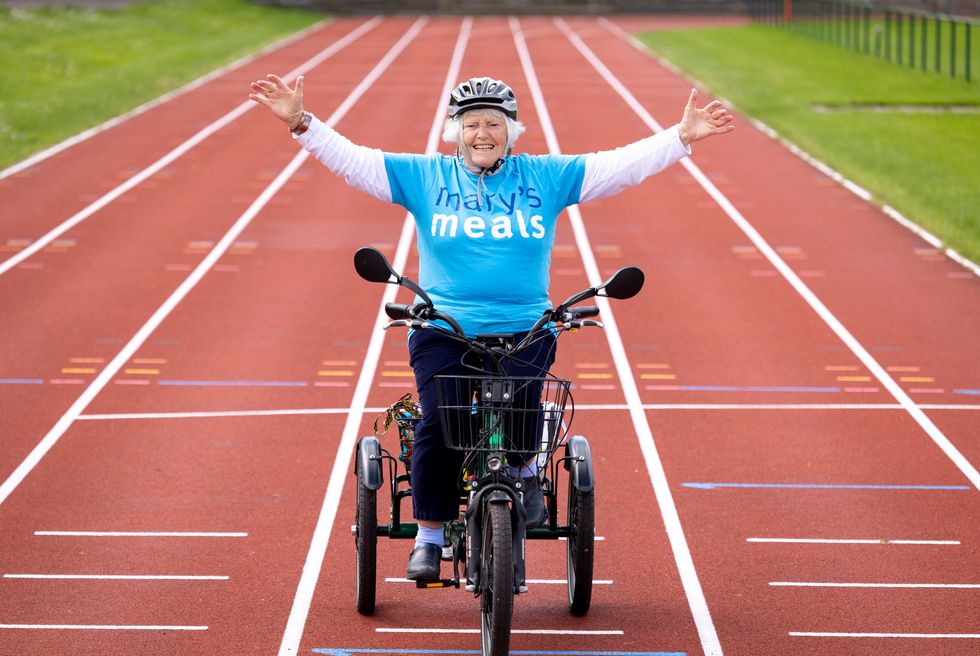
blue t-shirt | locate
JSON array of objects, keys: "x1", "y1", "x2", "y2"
[{"x1": 384, "y1": 152, "x2": 587, "y2": 336}]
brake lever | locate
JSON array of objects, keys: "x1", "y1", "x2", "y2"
[
  {"x1": 384, "y1": 319, "x2": 430, "y2": 331},
  {"x1": 560, "y1": 319, "x2": 604, "y2": 332}
]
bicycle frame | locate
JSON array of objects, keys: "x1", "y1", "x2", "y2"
[{"x1": 353, "y1": 245, "x2": 644, "y2": 597}]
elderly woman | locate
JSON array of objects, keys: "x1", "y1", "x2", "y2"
[{"x1": 250, "y1": 74, "x2": 732, "y2": 581}]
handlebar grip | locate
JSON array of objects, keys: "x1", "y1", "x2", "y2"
[
  {"x1": 570, "y1": 306, "x2": 600, "y2": 319},
  {"x1": 385, "y1": 303, "x2": 412, "y2": 320}
]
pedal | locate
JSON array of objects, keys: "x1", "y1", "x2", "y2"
[{"x1": 415, "y1": 579, "x2": 459, "y2": 589}]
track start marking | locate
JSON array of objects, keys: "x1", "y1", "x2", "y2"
[
  {"x1": 34, "y1": 531, "x2": 247, "y2": 537},
  {"x1": 771, "y1": 581, "x2": 980, "y2": 589},
  {"x1": 376, "y1": 629, "x2": 625, "y2": 635},
  {"x1": 3, "y1": 574, "x2": 227, "y2": 581},
  {"x1": 313, "y1": 650, "x2": 685, "y2": 656},
  {"x1": 790, "y1": 632, "x2": 980, "y2": 639},
  {"x1": 0, "y1": 624, "x2": 207, "y2": 631},
  {"x1": 746, "y1": 538, "x2": 959, "y2": 545}
]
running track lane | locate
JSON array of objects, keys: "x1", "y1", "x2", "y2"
[
  {"x1": 0, "y1": 18, "x2": 378, "y2": 267},
  {"x1": 0, "y1": 17, "x2": 458, "y2": 656},
  {"x1": 539, "y1": 15, "x2": 980, "y2": 656},
  {"x1": 0, "y1": 12, "x2": 977, "y2": 656},
  {"x1": 0, "y1": 18, "x2": 408, "y2": 486}
]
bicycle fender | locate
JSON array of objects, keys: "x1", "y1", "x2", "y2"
[
  {"x1": 485, "y1": 490, "x2": 512, "y2": 505},
  {"x1": 357, "y1": 436, "x2": 384, "y2": 491},
  {"x1": 566, "y1": 435, "x2": 595, "y2": 493}
]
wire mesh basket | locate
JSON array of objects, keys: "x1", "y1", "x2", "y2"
[{"x1": 434, "y1": 375, "x2": 571, "y2": 455}]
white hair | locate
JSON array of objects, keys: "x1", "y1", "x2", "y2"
[{"x1": 442, "y1": 108, "x2": 526, "y2": 152}]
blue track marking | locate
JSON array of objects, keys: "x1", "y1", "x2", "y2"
[
  {"x1": 682, "y1": 482, "x2": 971, "y2": 491},
  {"x1": 312, "y1": 650, "x2": 684, "y2": 656},
  {"x1": 953, "y1": 388, "x2": 980, "y2": 396},
  {"x1": 157, "y1": 379, "x2": 308, "y2": 387},
  {"x1": 0, "y1": 378, "x2": 44, "y2": 384}
]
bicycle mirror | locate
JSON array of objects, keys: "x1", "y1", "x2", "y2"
[
  {"x1": 354, "y1": 247, "x2": 399, "y2": 284},
  {"x1": 599, "y1": 266, "x2": 644, "y2": 300}
]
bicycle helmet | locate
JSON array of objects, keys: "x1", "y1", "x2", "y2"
[{"x1": 448, "y1": 77, "x2": 518, "y2": 120}]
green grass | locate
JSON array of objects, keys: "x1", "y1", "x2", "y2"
[
  {"x1": 0, "y1": 0, "x2": 323, "y2": 170},
  {"x1": 637, "y1": 23, "x2": 980, "y2": 265}
]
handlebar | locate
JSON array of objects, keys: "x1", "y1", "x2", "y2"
[
  {"x1": 384, "y1": 303, "x2": 414, "y2": 320},
  {"x1": 566, "y1": 306, "x2": 599, "y2": 320},
  {"x1": 383, "y1": 302, "x2": 466, "y2": 337},
  {"x1": 355, "y1": 246, "x2": 643, "y2": 363}
]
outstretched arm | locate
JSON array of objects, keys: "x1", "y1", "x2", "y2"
[
  {"x1": 579, "y1": 89, "x2": 734, "y2": 203},
  {"x1": 248, "y1": 74, "x2": 392, "y2": 202}
]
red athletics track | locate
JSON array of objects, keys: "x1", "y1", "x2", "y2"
[{"x1": 1, "y1": 12, "x2": 978, "y2": 656}]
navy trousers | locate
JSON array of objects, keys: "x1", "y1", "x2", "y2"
[{"x1": 407, "y1": 328, "x2": 557, "y2": 522}]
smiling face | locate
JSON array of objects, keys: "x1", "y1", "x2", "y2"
[{"x1": 461, "y1": 109, "x2": 508, "y2": 170}]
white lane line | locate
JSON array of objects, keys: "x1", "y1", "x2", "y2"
[
  {"x1": 527, "y1": 579, "x2": 613, "y2": 585},
  {"x1": 77, "y1": 408, "x2": 382, "y2": 421},
  {"x1": 376, "y1": 628, "x2": 624, "y2": 635},
  {"x1": 35, "y1": 531, "x2": 247, "y2": 537},
  {"x1": 790, "y1": 632, "x2": 980, "y2": 639},
  {"x1": 0, "y1": 624, "x2": 208, "y2": 631},
  {"x1": 74, "y1": 403, "x2": 980, "y2": 421},
  {"x1": 276, "y1": 17, "x2": 470, "y2": 656},
  {"x1": 514, "y1": 18, "x2": 723, "y2": 656},
  {"x1": 771, "y1": 581, "x2": 980, "y2": 589},
  {"x1": 559, "y1": 17, "x2": 980, "y2": 492},
  {"x1": 4, "y1": 574, "x2": 228, "y2": 581},
  {"x1": 0, "y1": 19, "x2": 330, "y2": 180},
  {"x1": 635, "y1": 404, "x2": 977, "y2": 411},
  {"x1": 629, "y1": 404, "x2": 903, "y2": 410},
  {"x1": 747, "y1": 538, "x2": 960, "y2": 545},
  {"x1": 383, "y1": 578, "x2": 614, "y2": 584},
  {"x1": 0, "y1": 18, "x2": 415, "y2": 510},
  {"x1": 0, "y1": 17, "x2": 381, "y2": 278}
]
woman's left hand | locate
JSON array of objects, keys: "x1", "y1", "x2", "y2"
[{"x1": 677, "y1": 88, "x2": 734, "y2": 147}]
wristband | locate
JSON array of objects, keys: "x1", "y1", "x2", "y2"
[{"x1": 290, "y1": 111, "x2": 312, "y2": 135}]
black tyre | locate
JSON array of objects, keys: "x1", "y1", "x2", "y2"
[
  {"x1": 566, "y1": 478, "x2": 595, "y2": 616},
  {"x1": 355, "y1": 453, "x2": 377, "y2": 616},
  {"x1": 480, "y1": 503, "x2": 513, "y2": 656}
]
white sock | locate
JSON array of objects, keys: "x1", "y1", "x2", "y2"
[
  {"x1": 508, "y1": 459, "x2": 538, "y2": 479},
  {"x1": 415, "y1": 525, "x2": 444, "y2": 548}
]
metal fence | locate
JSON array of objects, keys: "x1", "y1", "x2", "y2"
[
  {"x1": 749, "y1": 0, "x2": 975, "y2": 80},
  {"x1": 254, "y1": 0, "x2": 750, "y2": 14}
]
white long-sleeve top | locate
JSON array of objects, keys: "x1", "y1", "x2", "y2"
[{"x1": 294, "y1": 116, "x2": 691, "y2": 205}]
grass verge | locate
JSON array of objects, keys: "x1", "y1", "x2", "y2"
[
  {"x1": 0, "y1": 0, "x2": 323, "y2": 170},
  {"x1": 637, "y1": 23, "x2": 980, "y2": 265}
]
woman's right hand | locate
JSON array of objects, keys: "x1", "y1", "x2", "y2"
[{"x1": 249, "y1": 74, "x2": 305, "y2": 130}]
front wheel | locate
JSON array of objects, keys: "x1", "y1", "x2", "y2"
[
  {"x1": 355, "y1": 449, "x2": 377, "y2": 615},
  {"x1": 480, "y1": 503, "x2": 514, "y2": 656},
  {"x1": 566, "y1": 478, "x2": 595, "y2": 616}
]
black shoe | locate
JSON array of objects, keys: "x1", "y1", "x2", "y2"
[
  {"x1": 406, "y1": 543, "x2": 442, "y2": 581},
  {"x1": 521, "y1": 476, "x2": 549, "y2": 529}
]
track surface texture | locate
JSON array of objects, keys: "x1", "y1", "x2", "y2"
[{"x1": 1, "y1": 14, "x2": 977, "y2": 656}]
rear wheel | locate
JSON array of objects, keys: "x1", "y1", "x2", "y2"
[
  {"x1": 355, "y1": 452, "x2": 377, "y2": 615},
  {"x1": 566, "y1": 478, "x2": 594, "y2": 616},
  {"x1": 480, "y1": 503, "x2": 513, "y2": 656}
]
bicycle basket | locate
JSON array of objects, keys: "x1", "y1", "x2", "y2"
[{"x1": 434, "y1": 375, "x2": 571, "y2": 454}]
